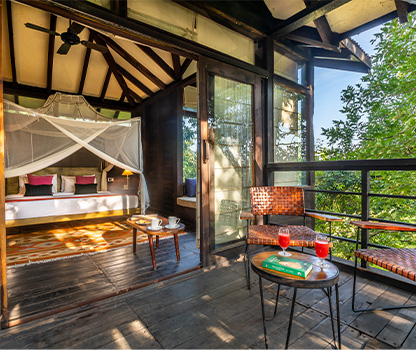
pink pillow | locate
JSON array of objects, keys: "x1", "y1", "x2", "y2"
[
  {"x1": 27, "y1": 174, "x2": 54, "y2": 186},
  {"x1": 76, "y1": 175, "x2": 95, "y2": 184}
]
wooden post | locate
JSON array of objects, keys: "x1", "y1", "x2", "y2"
[
  {"x1": 305, "y1": 58, "x2": 315, "y2": 222},
  {"x1": 0, "y1": 0, "x2": 9, "y2": 329},
  {"x1": 360, "y1": 170, "x2": 370, "y2": 268},
  {"x1": 265, "y1": 36, "x2": 274, "y2": 188}
]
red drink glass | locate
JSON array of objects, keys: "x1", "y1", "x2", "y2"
[
  {"x1": 278, "y1": 227, "x2": 291, "y2": 256},
  {"x1": 314, "y1": 235, "x2": 330, "y2": 268}
]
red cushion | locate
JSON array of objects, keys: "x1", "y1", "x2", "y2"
[
  {"x1": 27, "y1": 174, "x2": 54, "y2": 186},
  {"x1": 75, "y1": 175, "x2": 95, "y2": 184}
]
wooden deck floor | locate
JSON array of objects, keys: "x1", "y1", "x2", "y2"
[
  {"x1": 5, "y1": 220, "x2": 200, "y2": 324},
  {"x1": 1, "y1": 249, "x2": 415, "y2": 349}
]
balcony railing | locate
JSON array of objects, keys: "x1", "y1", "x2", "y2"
[{"x1": 267, "y1": 158, "x2": 416, "y2": 290}]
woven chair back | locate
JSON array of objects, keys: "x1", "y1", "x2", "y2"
[{"x1": 249, "y1": 186, "x2": 305, "y2": 216}]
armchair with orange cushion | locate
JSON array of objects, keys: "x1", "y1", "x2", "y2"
[{"x1": 240, "y1": 186, "x2": 340, "y2": 289}]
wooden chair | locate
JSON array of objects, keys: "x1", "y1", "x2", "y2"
[
  {"x1": 350, "y1": 220, "x2": 416, "y2": 312},
  {"x1": 240, "y1": 186, "x2": 339, "y2": 289}
]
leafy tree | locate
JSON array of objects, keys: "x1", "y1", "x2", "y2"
[
  {"x1": 183, "y1": 116, "x2": 197, "y2": 180},
  {"x1": 315, "y1": 13, "x2": 416, "y2": 259},
  {"x1": 320, "y1": 13, "x2": 416, "y2": 160}
]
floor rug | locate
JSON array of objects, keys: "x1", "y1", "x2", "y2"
[{"x1": 6, "y1": 219, "x2": 149, "y2": 267}]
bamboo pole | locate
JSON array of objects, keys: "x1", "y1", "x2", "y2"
[{"x1": 0, "y1": 0, "x2": 8, "y2": 329}]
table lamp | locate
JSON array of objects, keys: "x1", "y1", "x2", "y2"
[{"x1": 122, "y1": 169, "x2": 133, "y2": 190}]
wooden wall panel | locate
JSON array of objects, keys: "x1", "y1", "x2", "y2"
[
  {"x1": 137, "y1": 91, "x2": 179, "y2": 217},
  {"x1": 0, "y1": 0, "x2": 8, "y2": 328}
]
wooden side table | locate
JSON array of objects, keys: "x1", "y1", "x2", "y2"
[
  {"x1": 251, "y1": 251, "x2": 341, "y2": 349},
  {"x1": 127, "y1": 217, "x2": 185, "y2": 269}
]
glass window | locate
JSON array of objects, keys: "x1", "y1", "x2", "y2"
[
  {"x1": 273, "y1": 84, "x2": 307, "y2": 186},
  {"x1": 183, "y1": 112, "x2": 197, "y2": 180}
]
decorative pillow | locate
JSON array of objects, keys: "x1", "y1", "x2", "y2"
[
  {"x1": 28, "y1": 174, "x2": 54, "y2": 185},
  {"x1": 76, "y1": 175, "x2": 96, "y2": 184},
  {"x1": 185, "y1": 178, "x2": 197, "y2": 197},
  {"x1": 74, "y1": 183, "x2": 98, "y2": 195},
  {"x1": 24, "y1": 184, "x2": 53, "y2": 197},
  {"x1": 61, "y1": 175, "x2": 76, "y2": 193},
  {"x1": 20, "y1": 174, "x2": 57, "y2": 194}
]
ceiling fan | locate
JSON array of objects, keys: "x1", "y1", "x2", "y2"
[{"x1": 24, "y1": 20, "x2": 108, "y2": 55}]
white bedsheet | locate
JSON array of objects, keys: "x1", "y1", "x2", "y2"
[{"x1": 5, "y1": 192, "x2": 139, "y2": 221}]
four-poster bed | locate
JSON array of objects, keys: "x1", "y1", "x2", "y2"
[{"x1": 4, "y1": 93, "x2": 149, "y2": 227}]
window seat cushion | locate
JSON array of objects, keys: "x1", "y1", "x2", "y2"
[{"x1": 177, "y1": 196, "x2": 196, "y2": 209}]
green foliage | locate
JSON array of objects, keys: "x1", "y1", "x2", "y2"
[
  {"x1": 316, "y1": 14, "x2": 416, "y2": 260},
  {"x1": 183, "y1": 116, "x2": 197, "y2": 180}
]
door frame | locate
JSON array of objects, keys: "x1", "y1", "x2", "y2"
[{"x1": 198, "y1": 56, "x2": 264, "y2": 267}]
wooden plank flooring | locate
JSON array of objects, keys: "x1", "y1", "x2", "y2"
[
  {"x1": 1, "y1": 250, "x2": 415, "y2": 349},
  {"x1": 5, "y1": 219, "x2": 200, "y2": 323}
]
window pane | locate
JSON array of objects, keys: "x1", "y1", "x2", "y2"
[
  {"x1": 183, "y1": 115, "x2": 197, "y2": 180},
  {"x1": 273, "y1": 84, "x2": 306, "y2": 186},
  {"x1": 209, "y1": 76, "x2": 253, "y2": 247}
]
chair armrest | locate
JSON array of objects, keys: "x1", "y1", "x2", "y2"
[
  {"x1": 240, "y1": 211, "x2": 254, "y2": 221},
  {"x1": 305, "y1": 211, "x2": 342, "y2": 222}
]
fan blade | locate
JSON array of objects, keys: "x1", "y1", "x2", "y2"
[
  {"x1": 69, "y1": 22, "x2": 85, "y2": 34},
  {"x1": 81, "y1": 41, "x2": 108, "y2": 53},
  {"x1": 25, "y1": 23, "x2": 60, "y2": 36},
  {"x1": 57, "y1": 42, "x2": 72, "y2": 55}
]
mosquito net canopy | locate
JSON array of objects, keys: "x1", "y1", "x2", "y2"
[{"x1": 4, "y1": 93, "x2": 149, "y2": 211}]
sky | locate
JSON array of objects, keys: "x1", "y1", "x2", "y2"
[{"x1": 313, "y1": 26, "x2": 381, "y2": 143}]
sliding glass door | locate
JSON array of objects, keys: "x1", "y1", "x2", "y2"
[
  {"x1": 208, "y1": 75, "x2": 253, "y2": 247},
  {"x1": 199, "y1": 58, "x2": 262, "y2": 260}
]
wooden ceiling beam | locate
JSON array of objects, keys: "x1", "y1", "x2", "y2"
[
  {"x1": 274, "y1": 39, "x2": 310, "y2": 63},
  {"x1": 133, "y1": 73, "x2": 196, "y2": 113},
  {"x1": 172, "y1": 0, "x2": 267, "y2": 41},
  {"x1": 395, "y1": 0, "x2": 409, "y2": 23},
  {"x1": 180, "y1": 58, "x2": 193, "y2": 77},
  {"x1": 303, "y1": 0, "x2": 338, "y2": 45},
  {"x1": 91, "y1": 32, "x2": 135, "y2": 106},
  {"x1": 115, "y1": 63, "x2": 154, "y2": 97},
  {"x1": 136, "y1": 44, "x2": 175, "y2": 80},
  {"x1": 314, "y1": 58, "x2": 369, "y2": 73},
  {"x1": 78, "y1": 32, "x2": 93, "y2": 95},
  {"x1": 6, "y1": 0, "x2": 17, "y2": 87},
  {"x1": 47, "y1": 14, "x2": 57, "y2": 93},
  {"x1": 313, "y1": 16, "x2": 334, "y2": 44},
  {"x1": 172, "y1": 54, "x2": 181, "y2": 80},
  {"x1": 110, "y1": 0, "x2": 127, "y2": 18},
  {"x1": 4, "y1": 81, "x2": 132, "y2": 111},
  {"x1": 100, "y1": 67, "x2": 112, "y2": 102},
  {"x1": 119, "y1": 92, "x2": 126, "y2": 103},
  {"x1": 311, "y1": 47, "x2": 352, "y2": 59},
  {"x1": 97, "y1": 33, "x2": 166, "y2": 90},
  {"x1": 285, "y1": 34, "x2": 340, "y2": 53},
  {"x1": 127, "y1": 88, "x2": 143, "y2": 103},
  {"x1": 269, "y1": 0, "x2": 352, "y2": 38},
  {"x1": 341, "y1": 38, "x2": 372, "y2": 69}
]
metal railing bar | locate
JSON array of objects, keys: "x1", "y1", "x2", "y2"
[
  {"x1": 306, "y1": 188, "x2": 416, "y2": 201},
  {"x1": 305, "y1": 188, "x2": 361, "y2": 196},
  {"x1": 368, "y1": 193, "x2": 416, "y2": 200},
  {"x1": 315, "y1": 233, "x2": 405, "y2": 249},
  {"x1": 268, "y1": 158, "x2": 416, "y2": 171}
]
